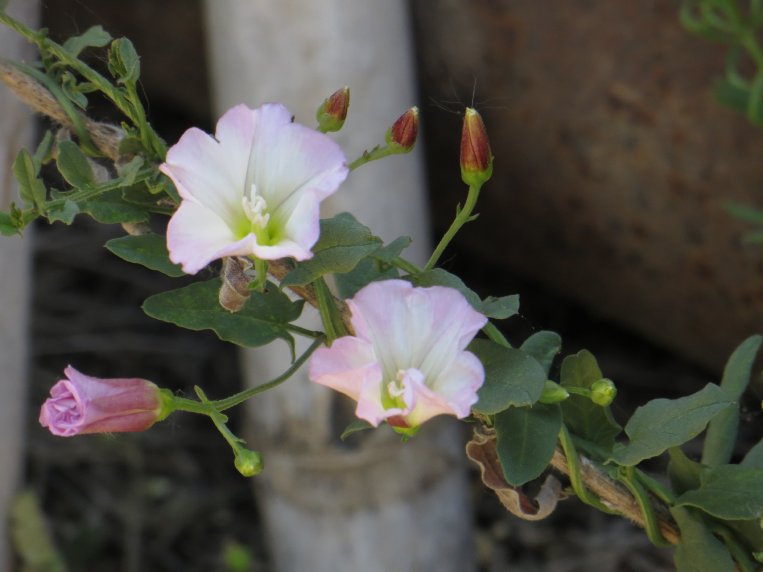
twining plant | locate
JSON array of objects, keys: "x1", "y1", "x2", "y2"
[{"x1": 1, "y1": 12, "x2": 762, "y2": 572}]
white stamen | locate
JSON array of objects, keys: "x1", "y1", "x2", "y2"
[
  {"x1": 387, "y1": 369, "x2": 409, "y2": 398},
  {"x1": 242, "y1": 184, "x2": 270, "y2": 228}
]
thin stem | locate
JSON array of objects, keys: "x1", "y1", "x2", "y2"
[
  {"x1": 211, "y1": 336, "x2": 325, "y2": 412},
  {"x1": 284, "y1": 323, "x2": 325, "y2": 339},
  {"x1": 348, "y1": 145, "x2": 397, "y2": 171},
  {"x1": 635, "y1": 469, "x2": 676, "y2": 505},
  {"x1": 314, "y1": 277, "x2": 347, "y2": 341},
  {"x1": 713, "y1": 523, "x2": 758, "y2": 572},
  {"x1": 390, "y1": 256, "x2": 421, "y2": 275},
  {"x1": 44, "y1": 169, "x2": 155, "y2": 209},
  {"x1": 483, "y1": 322, "x2": 511, "y2": 348},
  {"x1": 169, "y1": 395, "x2": 211, "y2": 415},
  {"x1": 617, "y1": 466, "x2": 672, "y2": 547},
  {"x1": 559, "y1": 425, "x2": 618, "y2": 514},
  {"x1": 425, "y1": 184, "x2": 481, "y2": 270}
]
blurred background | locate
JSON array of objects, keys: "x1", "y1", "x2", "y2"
[{"x1": 2, "y1": 1, "x2": 762, "y2": 571}]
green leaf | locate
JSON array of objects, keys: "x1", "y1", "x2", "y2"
[
  {"x1": 117, "y1": 156, "x2": 145, "y2": 186},
  {"x1": 334, "y1": 257, "x2": 398, "y2": 300},
  {"x1": 495, "y1": 404, "x2": 561, "y2": 486},
  {"x1": 46, "y1": 199, "x2": 79, "y2": 224},
  {"x1": 479, "y1": 294, "x2": 519, "y2": 320},
  {"x1": 668, "y1": 447, "x2": 703, "y2": 496},
  {"x1": 0, "y1": 212, "x2": 18, "y2": 236},
  {"x1": 80, "y1": 190, "x2": 149, "y2": 224},
  {"x1": 610, "y1": 384, "x2": 732, "y2": 466},
  {"x1": 471, "y1": 339, "x2": 546, "y2": 414},
  {"x1": 56, "y1": 140, "x2": 94, "y2": 188},
  {"x1": 702, "y1": 335, "x2": 762, "y2": 467},
  {"x1": 62, "y1": 25, "x2": 112, "y2": 57},
  {"x1": 520, "y1": 331, "x2": 562, "y2": 375},
  {"x1": 108, "y1": 37, "x2": 141, "y2": 84},
  {"x1": 742, "y1": 439, "x2": 763, "y2": 469},
  {"x1": 408, "y1": 268, "x2": 481, "y2": 308},
  {"x1": 675, "y1": 464, "x2": 763, "y2": 520},
  {"x1": 281, "y1": 213, "x2": 382, "y2": 287},
  {"x1": 105, "y1": 234, "x2": 184, "y2": 277},
  {"x1": 671, "y1": 507, "x2": 735, "y2": 572},
  {"x1": 371, "y1": 236, "x2": 411, "y2": 263},
  {"x1": 33, "y1": 131, "x2": 54, "y2": 165},
  {"x1": 12, "y1": 149, "x2": 46, "y2": 209},
  {"x1": 143, "y1": 280, "x2": 303, "y2": 350},
  {"x1": 61, "y1": 72, "x2": 88, "y2": 110},
  {"x1": 724, "y1": 203, "x2": 763, "y2": 226},
  {"x1": 340, "y1": 419, "x2": 373, "y2": 441},
  {"x1": 560, "y1": 350, "x2": 621, "y2": 450}
]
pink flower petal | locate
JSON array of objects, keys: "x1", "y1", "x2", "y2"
[
  {"x1": 309, "y1": 337, "x2": 379, "y2": 402},
  {"x1": 308, "y1": 280, "x2": 488, "y2": 431},
  {"x1": 162, "y1": 103, "x2": 349, "y2": 273}
]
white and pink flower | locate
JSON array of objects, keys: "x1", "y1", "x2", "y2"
[
  {"x1": 309, "y1": 279, "x2": 487, "y2": 430},
  {"x1": 160, "y1": 103, "x2": 349, "y2": 274}
]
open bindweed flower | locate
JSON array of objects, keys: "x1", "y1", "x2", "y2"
[
  {"x1": 309, "y1": 279, "x2": 487, "y2": 431},
  {"x1": 160, "y1": 103, "x2": 349, "y2": 274},
  {"x1": 39, "y1": 366, "x2": 172, "y2": 437}
]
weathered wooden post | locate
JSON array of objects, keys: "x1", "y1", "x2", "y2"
[
  {"x1": 204, "y1": 2, "x2": 476, "y2": 570},
  {"x1": 0, "y1": 0, "x2": 37, "y2": 567}
]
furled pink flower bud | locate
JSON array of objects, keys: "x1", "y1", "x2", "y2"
[
  {"x1": 386, "y1": 106, "x2": 419, "y2": 152},
  {"x1": 309, "y1": 279, "x2": 487, "y2": 432},
  {"x1": 316, "y1": 86, "x2": 350, "y2": 132},
  {"x1": 460, "y1": 107, "x2": 493, "y2": 187},
  {"x1": 39, "y1": 366, "x2": 173, "y2": 437}
]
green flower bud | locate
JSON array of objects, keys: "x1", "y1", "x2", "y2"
[
  {"x1": 591, "y1": 378, "x2": 617, "y2": 407},
  {"x1": 234, "y1": 449, "x2": 264, "y2": 477},
  {"x1": 539, "y1": 380, "x2": 570, "y2": 404}
]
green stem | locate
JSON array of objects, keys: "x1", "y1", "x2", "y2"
[
  {"x1": 635, "y1": 469, "x2": 676, "y2": 505},
  {"x1": 125, "y1": 81, "x2": 164, "y2": 158},
  {"x1": 194, "y1": 386, "x2": 242, "y2": 451},
  {"x1": 169, "y1": 395, "x2": 211, "y2": 415},
  {"x1": 314, "y1": 277, "x2": 347, "y2": 341},
  {"x1": 284, "y1": 323, "x2": 325, "y2": 339},
  {"x1": 617, "y1": 466, "x2": 672, "y2": 547},
  {"x1": 348, "y1": 145, "x2": 397, "y2": 171},
  {"x1": 44, "y1": 169, "x2": 155, "y2": 209},
  {"x1": 390, "y1": 256, "x2": 421, "y2": 275},
  {"x1": 424, "y1": 184, "x2": 481, "y2": 271},
  {"x1": 483, "y1": 322, "x2": 511, "y2": 348},
  {"x1": 212, "y1": 336, "x2": 325, "y2": 412},
  {"x1": 712, "y1": 523, "x2": 757, "y2": 572},
  {"x1": 252, "y1": 258, "x2": 267, "y2": 292},
  {"x1": 559, "y1": 425, "x2": 618, "y2": 514}
]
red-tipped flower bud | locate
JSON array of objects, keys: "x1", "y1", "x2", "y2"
[
  {"x1": 460, "y1": 107, "x2": 493, "y2": 187},
  {"x1": 386, "y1": 106, "x2": 419, "y2": 153},
  {"x1": 316, "y1": 87, "x2": 350, "y2": 132}
]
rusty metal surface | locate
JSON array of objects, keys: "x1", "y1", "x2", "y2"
[{"x1": 412, "y1": 0, "x2": 763, "y2": 371}]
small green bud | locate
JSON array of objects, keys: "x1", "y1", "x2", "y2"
[
  {"x1": 234, "y1": 449, "x2": 264, "y2": 477},
  {"x1": 385, "y1": 107, "x2": 419, "y2": 152},
  {"x1": 590, "y1": 378, "x2": 617, "y2": 407},
  {"x1": 460, "y1": 107, "x2": 493, "y2": 187},
  {"x1": 539, "y1": 380, "x2": 570, "y2": 404},
  {"x1": 316, "y1": 87, "x2": 350, "y2": 132}
]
